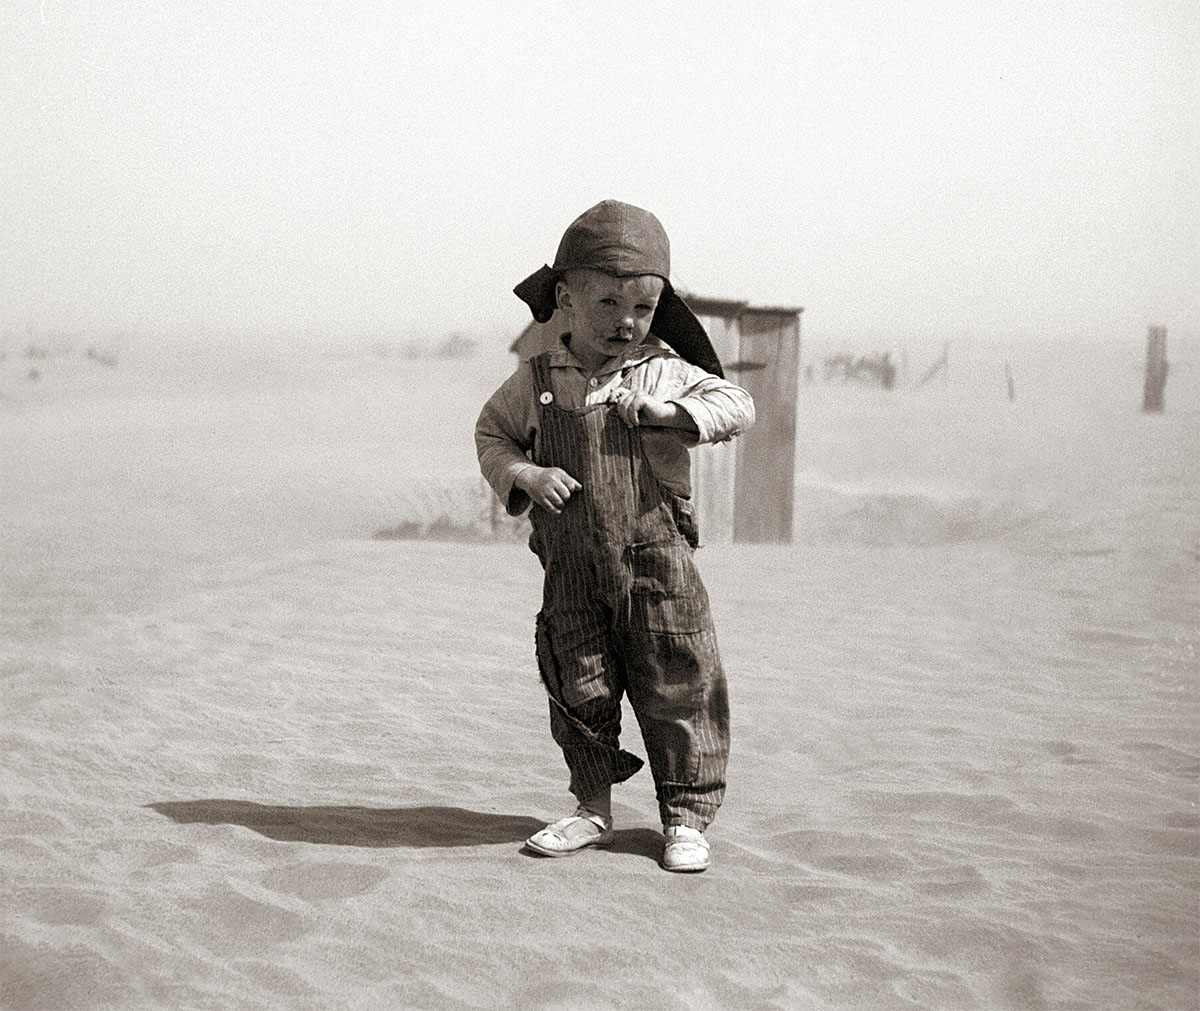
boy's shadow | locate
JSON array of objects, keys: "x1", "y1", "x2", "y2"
[
  {"x1": 147, "y1": 800, "x2": 662, "y2": 860},
  {"x1": 147, "y1": 800, "x2": 543, "y2": 848}
]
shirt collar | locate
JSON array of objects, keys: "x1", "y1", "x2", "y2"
[{"x1": 547, "y1": 333, "x2": 666, "y2": 376}]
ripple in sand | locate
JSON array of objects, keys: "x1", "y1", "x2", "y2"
[
  {"x1": 847, "y1": 788, "x2": 1016, "y2": 824},
  {"x1": 1129, "y1": 827, "x2": 1200, "y2": 858},
  {"x1": 1162, "y1": 810, "x2": 1200, "y2": 830},
  {"x1": 262, "y1": 861, "x2": 389, "y2": 902},
  {"x1": 0, "y1": 809, "x2": 70, "y2": 835},
  {"x1": 1121, "y1": 740, "x2": 1200, "y2": 777},
  {"x1": 0, "y1": 937, "x2": 133, "y2": 1010},
  {"x1": 7, "y1": 885, "x2": 109, "y2": 927},
  {"x1": 1039, "y1": 739, "x2": 1099, "y2": 765},
  {"x1": 230, "y1": 958, "x2": 324, "y2": 1004},
  {"x1": 769, "y1": 828, "x2": 917, "y2": 880},
  {"x1": 134, "y1": 839, "x2": 201, "y2": 868},
  {"x1": 988, "y1": 810, "x2": 1109, "y2": 844},
  {"x1": 184, "y1": 882, "x2": 310, "y2": 956},
  {"x1": 909, "y1": 864, "x2": 989, "y2": 896}
]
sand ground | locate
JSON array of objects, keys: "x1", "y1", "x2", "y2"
[{"x1": 2, "y1": 343, "x2": 1196, "y2": 1010}]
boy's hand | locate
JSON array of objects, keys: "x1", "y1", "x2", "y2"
[
  {"x1": 611, "y1": 389, "x2": 698, "y2": 433},
  {"x1": 515, "y1": 466, "x2": 582, "y2": 515}
]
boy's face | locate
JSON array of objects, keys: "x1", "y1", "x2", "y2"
[{"x1": 556, "y1": 270, "x2": 665, "y2": 369}]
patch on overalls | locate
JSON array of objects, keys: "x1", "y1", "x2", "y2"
[{"x1": 539, "y1": 391, "x2": 554, "y2": 405}]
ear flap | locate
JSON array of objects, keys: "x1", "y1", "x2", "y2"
[
  {"x1": 652, "y1": 285, "x2": 724, "y2": 378},
  {"x1": 513, "y1": 265, "x2": 560, "y2": 324}
]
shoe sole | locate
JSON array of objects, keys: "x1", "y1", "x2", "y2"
[
  {"x1": 524, "y1": 835, "x2": 614, "y2": 858},
  {"x1": 661, "y1": 838, "x2": 710, "y2": 872},
  {"x1": 661, "y1": 859, "x2": 709, "y2": 873}
]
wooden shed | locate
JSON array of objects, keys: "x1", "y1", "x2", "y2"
[{"x1": 509, "y1": 293, "x2": 803, "y2": 544}]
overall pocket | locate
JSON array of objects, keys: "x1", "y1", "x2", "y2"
[
  {"x1": 667, "y1": 493, "x2": 701, "y2": 549},
  {"x1": 627, "y1": 538, "x2": 708, "y2": 634}
]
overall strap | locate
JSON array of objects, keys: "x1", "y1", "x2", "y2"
[
  {"x1": 617, "y1": 348, "x2": 664, "y2": 389},
  {"x1": 529, "y1": 353, "x2": 554, "y2": 401}
]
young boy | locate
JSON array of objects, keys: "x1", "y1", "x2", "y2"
[{"x1": 475, "y1": 200, "x2": 754, "y2": 872}]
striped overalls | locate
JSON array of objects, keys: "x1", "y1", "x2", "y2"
[{"x1": 527, "y1": 353, "x2": 730, "y2": 831}]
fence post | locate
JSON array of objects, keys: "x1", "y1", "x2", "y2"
[{"x1": 1142, "y1": 325, "x2": 1168, "y2": 413}]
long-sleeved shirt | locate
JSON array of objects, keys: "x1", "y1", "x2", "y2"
[{"x1": 476, "y1": 335, "x2": 755, "y2": 515}]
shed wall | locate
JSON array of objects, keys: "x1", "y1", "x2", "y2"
[
  {"x1": 732, "y1": 310, "x2": 800, "y2": 543},
  {"x1": 690, "y1": 312, "x2": 741, "y2": 545}
]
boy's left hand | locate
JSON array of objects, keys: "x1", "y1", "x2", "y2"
[{"x1": 611, "y1": 388, "x2": 697, "y2": 433}]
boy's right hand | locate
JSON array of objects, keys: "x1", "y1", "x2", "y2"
[{"x1": 515, "y1": 466, "x2": 582, "y2": 515}]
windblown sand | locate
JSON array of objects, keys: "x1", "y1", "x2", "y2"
[{"x1": 2, "y1": 342, "x2": 1197, "y2": 1010}]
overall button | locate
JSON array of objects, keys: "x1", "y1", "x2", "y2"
[{"x1": 588, "y1": 377, "x2": 598, "y2": 387}]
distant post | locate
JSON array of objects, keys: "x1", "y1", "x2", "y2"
[
  {"x1": 1142, "y1": 326, "x2": 1168, "y2": 413},
  {"x1": 916, "y1": 343, "x2": 949, "y2": 388},
  {"x1": 881, "y1": 352, "x2": 896, "y2": 390},
  {"x1": 1005, "y1": 360, "x2": 1016, "y2": 402}
]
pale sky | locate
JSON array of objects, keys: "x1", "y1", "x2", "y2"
[{"x1": 4, "y1": 0, "x2": 1198, "y2": 349}]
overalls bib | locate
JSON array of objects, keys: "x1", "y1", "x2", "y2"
[{"x1": 528, "y1": 352, "x2": 730, "y2": 830}]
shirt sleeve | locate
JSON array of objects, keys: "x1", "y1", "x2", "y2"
[
  {"x1": 474, "y1": 363, "x2": 538, "y2": 515},
  {"x1": 661, "y1": 360, "x2": 756, "y2": 445}
]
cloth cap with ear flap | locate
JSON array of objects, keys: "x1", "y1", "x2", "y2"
[{"x1": 513, "y1": 200, "x2": 724, "y2": 377}]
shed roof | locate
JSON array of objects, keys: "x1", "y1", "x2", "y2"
[
  {"x1": 677, "y1": 291, "x2": 803, "y2": 318},
  {"x1": 742, "y1": 304, "x2": 805, "y2": 316},
  {"x1": 678, "y1": 293, "x2": 749, "y2": 318}
]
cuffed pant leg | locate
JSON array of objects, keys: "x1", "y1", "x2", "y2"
[
  {"x1": 536, "y1": 616, "x2": 644, "y2": 802},
  {"x1": 547, "y1": 696, "x2": 628, "y2": 803}
]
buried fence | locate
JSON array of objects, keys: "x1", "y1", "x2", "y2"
[{"x1": 372, "y1": 476, "x2": 528, "y2": 542}]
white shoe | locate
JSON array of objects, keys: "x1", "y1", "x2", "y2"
[
  {"x1": 525, "y1": 809, "x2": 615, "y2": 857},
  {"x1": 661, "y1": 825, "x2": 710, "y2": 872}
]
